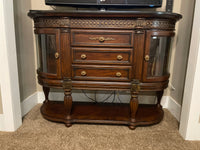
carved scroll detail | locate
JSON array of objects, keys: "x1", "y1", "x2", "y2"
[
  {"x1": 33, "y1": 17, "x2": 175, "y2": 29},
  {"x1": 71, "y1": 18, "x2": 175, "y2": 29},
  {"x1": 34, "y1": 17, "x2": 70, "y2": 27}
]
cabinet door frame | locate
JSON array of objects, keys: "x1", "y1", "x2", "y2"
[
  {"x1": 35, "y1": 28, "x2": 61, "y2": 79},
  {"x1": 142, "y1": 31, "x2": 175, "y2": 82}
]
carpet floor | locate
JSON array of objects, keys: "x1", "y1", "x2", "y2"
[{"x1": 0, "y1": 104, "x2": 200, "y2": 150}]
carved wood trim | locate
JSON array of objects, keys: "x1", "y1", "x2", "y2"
[
  {"x1": 71, "y1": 18, "x2": 175, "y2": 29},
  {"x1": 34, "y1": 17, "x2": 175, "y2": 29},
  {"x1": 34, "y1": 17, "x2": 70, "y2": 28}
]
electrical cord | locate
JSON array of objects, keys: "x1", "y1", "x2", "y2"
[
  {"x1": 82, "y1": 90, "x2": 97, "y2": 102},
  {"x1": 82, "y1": 90, "x2": 123, "y2": 103},
  {"x1": 117, "y1": 91, "x2": 122, "y2": 103}
]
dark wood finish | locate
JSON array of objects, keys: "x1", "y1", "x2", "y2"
[
  {"x1": 129, "y1": 79, "x2": 140, "y2": 129},
  {"x1": 35, "y1": 28, "x2": 61, "y2": 79},
  {"x1": 71, "y1": 30, "x2": 133, "y2": 47},
  {"x1": 28, "y1": 10, "x2": 182, "y2": 21},
  {"x1": 156, "y1": 90, "x2": 164, "y2": 107},
  {"x1": 43, "y1": 87, "x2": 50, "y2": 103},
  {"x1": 72, "y1": 65, "x2": 132, "y2": 81},
  {"x1": 72, "y1": 47, "x2": 133, "y2": 65},
  {"x1": 29, "y1": 10, "x2": 181, "y2": 129},
  {"x1": 63, "y1": 79, "x2": 73, "y2": 127},
  {"x1": 142, "y1": 31, "x2": 175, "y2": 82},
  {"x1": 41, "y1": 101, "x2": 164, "y2": 126}
]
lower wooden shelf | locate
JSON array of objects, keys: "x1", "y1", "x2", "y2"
[{"x1": 41, "y1": 101, "x2": 164, "y2": 128}]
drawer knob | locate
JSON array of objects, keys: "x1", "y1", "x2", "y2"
[
  {"x1": 145, "y1": 55, "x2": 150, "y2": 62},
  {"x1": 55, "y1": 52, "x2": 60, "y2": 59},
  {"x1": 99, "y1": 37, "x2": 105, "y2": 42},
  {"x1": 116, "y1": 72, "x2": 122, "y2": 77},
  {"x1": 81, "y1": 54, "x2": 87, "y2": 60},
  {"x1": 81, "y1": 71, "x2": 87, "y2": 76},
  {"x1": 117, "y1": 55, "x2": 123, "y2": 61}
]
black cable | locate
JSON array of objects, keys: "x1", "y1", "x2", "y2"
[
  {"x1": 112, "y1": 91, "x2": 116, "y2": 103},
  {"x1": 82, "y1": 90, "x2": 97, "y2": 102},
  {"x1": 101, "y1": 91, "x2": 114, "y2": 103},
  {"x1": 117, "y1": 91, "x2": 122, "y2": 103}
]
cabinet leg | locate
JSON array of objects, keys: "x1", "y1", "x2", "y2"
[
  {"x1": 64, "y1": 89, "x2": 72, "y2": 127},
  {"x1": 43, "y1": 87, "x2": 50, "y2": 103},
  {"x1": 156, "y1": 90, "x2": 164, "y2": 108},
  {"x1": 129, "y1": 93, "x2": 139, "y2": 129},
  {"x1": 129, "y1": 79, "x2": 140, "y2": 129}
]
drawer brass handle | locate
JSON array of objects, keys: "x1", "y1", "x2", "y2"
[
  {"x1": 116, "y1": 72, "x2": 122, "y2": 77},
  {"x1": 145, "y1": 55, "x2": 150, "y2": 62},
  {"x1": 89, "y1": 37, "x2": 115, "y2": 42},
  {"x1": 81, "y1": 54, "x2": 87, "y2": 60},
  {"x1": 117, "y1": 55, "x2": 123, "y2": 61},
  {"x1": 55, "y1": 52, "x2": 60, "y2": 59},
  {"x1": 99, "y1": 37, "x2": 105, "y2": 42},
  {"x1": 81, "y1": 71, "x2": 87, "y2": 76}
]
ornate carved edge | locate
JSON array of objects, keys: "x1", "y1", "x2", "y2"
[
  {"x1": 34, "y1": 17, "x2": 175, "y2": 29},
  {"x1": 71, "y1": 18, "x2": 175, "y2": 29},
  {"x1": 131, "y1": 79, "x2": 140, "y2": 92},
  {"x1": 34, "y1": 17, "x2": 70, "y2": 28}
]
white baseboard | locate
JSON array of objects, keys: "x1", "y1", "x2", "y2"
[
  {"x1": 37, "y1": 92, "x2": 44, "y2": 104},
  {"x1": 37, "y1": 92, "x2": 64, "y2": 103},
  {"x1": 161, "y1": 96, "x2": 181, "y2": 121},
  {"x1": 0, "y1": 114, "x2": 5, "y2": 130},
  {"x1": 20, "y1": 92, "x2": 38, "y2": 117},
  {"x1": 161, "y1": 96, "x2": 169, "y2": 108}
]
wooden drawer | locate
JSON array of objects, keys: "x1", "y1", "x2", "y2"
[
  {"x1": 72, "y1": 47, "x2": 133, "y2": 65},
  {"x1": 71, "y1": 30, "x2": 134, "y2": 47},
  {"x1": 72, "y1": 65, "x2": 132, "y2": 81}
]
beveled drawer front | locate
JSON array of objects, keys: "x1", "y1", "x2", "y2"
[
  {"x1": 72, "y1": 48, "x2": 133, "y2": 65},
  {"x1": 72, "y1": 65, "x2": 132, "y2": 81},
  {"x1": 71, "y1": 30, "x2": 134, "y2": 47}
]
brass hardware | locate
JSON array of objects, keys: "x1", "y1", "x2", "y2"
[
  {"x1": 135, "y1": 30, "x2": 144, "y2": 34},
  {"x1": 117, "y1": 55, "x2": 123, "y2": 61},
  {"x1": 81, "y1": 71, "x2": 87, "y2": 76},
  {"x1": 63, "y1": 78, "x2": 72, "y2": 89},
  {"x1": 55, "y1": 52, "x2": 60, "y2": 59},
  {"x1": 81, "y1": 54, "x2": 87, "y2": 60},
  {"x1": 116, "y1": 72, "x2": 122, "y2": 77},
  {"x1": 131, "y1": 79, "x2": 140, "y2": 92},
  {"x1": 145, "y1": 55, "x2": 150, "y2": 62},
  {"x1": 89, "y1": 37, "x2": 115, "y2": 41},
  {"x1": 99, "y1": 37, "x2": 105, "y2": 42}
]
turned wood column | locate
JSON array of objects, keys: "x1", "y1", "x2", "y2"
[
  {"x1": 129, "y1": 79, "x2": 140, "y2": 129},
  {"x1": 63, "y1": 78, "x2": 73, "y2": 127}
]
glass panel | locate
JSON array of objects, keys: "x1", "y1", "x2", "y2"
[
  {"x1": 36, "y1": 34, "x2": 57, "y2": 74},
  {"x1": 147, "y1": 36, "x2": 171, "y2": 77}
]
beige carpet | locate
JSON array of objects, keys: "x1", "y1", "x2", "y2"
[{"x1": 0, "y1": 104, "x2": 200, "y2": 150}]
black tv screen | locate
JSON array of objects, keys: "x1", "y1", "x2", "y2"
[{"x1": 45, "y1": 0, "x2": 162, "y2": 8}]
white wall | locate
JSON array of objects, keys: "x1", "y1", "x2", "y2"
[
  {"x1": 170, "y1": 0, "x2": 195, "y2": 105},
  {"x1": 14, "y1": 0, "x2": 38, "y2": 101},
  {"x1": 179, "y1": 0, "x2": 200, "y2": 140},
  {"x1": 0, "y1": 0, "x2": 22, "y2": 131},
  {"x1": 0, "y1": 86, "x2": 3, "y2": 114}
]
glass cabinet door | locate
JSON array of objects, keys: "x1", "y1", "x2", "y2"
[
  {"x1": 143, "y1": 31, "x2": 174, "y2": 82},
  {"x1": 35, "y1": 29, "x2": 61, "y2": 79}
]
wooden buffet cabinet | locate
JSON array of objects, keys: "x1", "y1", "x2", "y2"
[{"x1": 28, "y1": 10, "x2": 181, "y2": 129}]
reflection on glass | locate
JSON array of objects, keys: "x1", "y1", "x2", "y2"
[
  {"x1": 147, "y1": 36, "x2": 171, "y2": 77},
  {"x1": 37, "y1": 34, "x2": 57, "y2": 74}
]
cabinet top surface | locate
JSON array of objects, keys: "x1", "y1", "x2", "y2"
[{"x1": 28, "y1": 10, "x2": 182, "y2": 21}]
